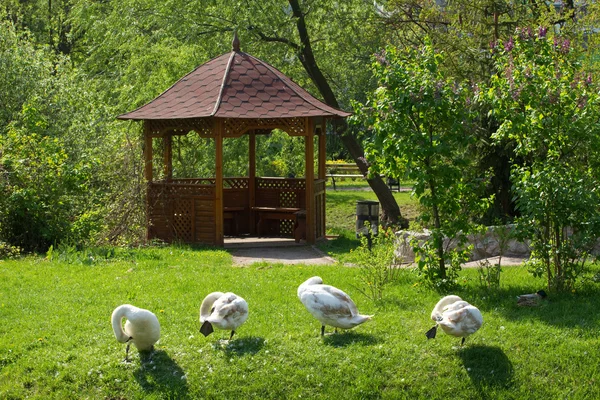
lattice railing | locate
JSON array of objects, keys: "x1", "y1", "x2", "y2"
[
  {"x1": 256, "y1": 177, "x2": 306, "y2": 191},
  {"x1": 147, "y1": 181, "x2": 215, "y2": 244}
]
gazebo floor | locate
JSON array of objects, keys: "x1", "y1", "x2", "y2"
[{"x1": 223, "y1": 235, "x2": 307, "y2": 249}]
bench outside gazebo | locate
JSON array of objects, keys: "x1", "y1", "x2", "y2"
[{"x1": 118, "y1": 34, "x2": 350, "y2": 246}]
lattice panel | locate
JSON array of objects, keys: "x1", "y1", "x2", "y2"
[
  {"x1": 222, "y1": 117, "x2": 306, "y2": 137},
  {"x1": 279, "y1": 191, "x2": 298, "y2": 208},
  {"x1": 256, "y1": 178, "x2": 306, "y2": 190},
  {"x1": 166, "y1": 182, "x2": 215, "y2": 198},
  {"x1": 147, "y1": 118, "x2": 214, "y2": 137},
  {"x1": 224, "y1": 178, "x2": 249, "y2": 189},
  {"x1": 172, "y1": 178, "x2": 215, "y2": 186},
  {"x1": 172, "y1": 198, "x2": 194, "y2": 242},
  {"x1": 279, "y1": 219, "x2": 295, "y2": 236}
]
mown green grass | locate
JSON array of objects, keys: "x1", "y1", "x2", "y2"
[
  {"x1": 325, "y1": 188, "x2": 420, "y2": 234},
  {"x1": 2, "y1": 244, "x2": 600, "y2": 399},
  {"x1": 322, "y1": 187, "x2": 420, "y2": 264}
]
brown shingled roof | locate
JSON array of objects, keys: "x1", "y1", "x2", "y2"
[{"x1": 118, "y1": 50, "x2": 351, "y2": 120}]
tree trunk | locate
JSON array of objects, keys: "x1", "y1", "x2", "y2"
[{"x1": 286, "y1": 0, "x2": 408, "y2": 228}]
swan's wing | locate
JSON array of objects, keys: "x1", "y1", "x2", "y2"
[
  {"x1": 443, "y1": 301, "x2": 469, "y2": 313},
  {"x1": 300, "y1": 286, "x2": 355, "y2": 318},
  {"x1": 441, "y1": 306, "x2": 482, "y2": 334},
  {"x1": 213, "y1": 295, "x2": 248, "y2": 319},
  {"x1": 442, "y1": 307, "x2": 468, "y2": 323},
  {"x1": 320, "y1": 285, "x2": 359, "y2": 315},
  {"x1": 300, "y1": 289, "x2": 349, "y2": 317}
]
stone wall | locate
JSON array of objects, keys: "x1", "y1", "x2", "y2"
[{"x1": 395, "y1": 225, "x2": 531, "y2": 263}]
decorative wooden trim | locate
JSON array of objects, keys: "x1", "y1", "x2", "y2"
[
  {"x1": 222, "y1": 117, "x2": 307, "y2": 137},
  {"x1": 146, "y1": 118, "x2": 215, "y2": 138}
]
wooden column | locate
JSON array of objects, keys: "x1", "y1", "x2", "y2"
[
  {"x1": 163, "y1": 133, "x2": 172, "y2": 180},
  {"x1": 318, "y1": 118, "x2": 326, "y2": 180},
  {"x1": 143, "y1": 121, "x2": 153, "y2": 182},
  {"x1": 215, "y1": 120, "x2": 224, "y2": 246},
  {"x1": 143, "y1": 121, "x2": 153, "y2": 241},
  {"x1": 317, "y1": 119, "x2": 326, "y2": 239},
  {"x1": 305, "y1": 118, "x2": 316, "y2": 244},
  {"x1": 249, "y1": 130, "x2": 256, "y2": 235}
]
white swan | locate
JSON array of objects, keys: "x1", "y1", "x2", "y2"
[
  {"x1": 297, "y1": 276, "x2": 373, "y2": 336},
  {"x1": 199, "y1": 292, "x2": 249, "y2": 340},
  {"x1": 425, "y1": 295, "x2": 483, "y2": 345},
  {"x1": 111, "y1": 304, "x2": 160, "y2": 360}
]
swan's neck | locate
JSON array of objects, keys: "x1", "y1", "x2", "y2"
[
  {"x1": 199, "y1": 292, "x2": 225, "y2": 320},
  {"x1": 432, "y1": 296, "x2": 462, "y2": 320},
  {"x1": 111, "y1": 305, "x2": 132, "y2": 343}
]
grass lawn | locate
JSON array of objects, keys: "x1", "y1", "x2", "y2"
[
  {"x1": 1, "y1": 245, "x2": 600, "y2": 399},
  {"x1": 2, "y1": 188, "x2": 600, "y2": 399}
]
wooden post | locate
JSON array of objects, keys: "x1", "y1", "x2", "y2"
[
  {"x1": 305, "y1": 118, "x2": 316, "y2": 244},
  {"x1": 318, "y1": 118, "x2": 326, "y2": 180},
  {"x1": 318, "y1": 118, "x2": 326, "y2": 239},
  {"x1": 215, "y1": 120, "x2": 224, "y2": 246},
  {"x1": 163, "y1": 133, "x2": 172, "y2": 180},
  {"x1": 143, "y1": 122, "x2": 153, "y2": 182},
  {"x1": 143, "y1": 121, "x2": 153, "y2": 241},
  {"x1": 249, "y1": 130, "x2": 256, "y2": 235}
]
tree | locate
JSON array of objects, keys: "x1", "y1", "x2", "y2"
[
  {"x1": 67, "y1": 0, "x2": 409, "y2": 227},
  {"x1": 354, "y1": 39, "x2": 489, "y2": 288},
  {"x1": 375, "y1": 0, "x2": 600, "y2": 222},
  {"x1": 485, "y1": 28, "x2": 600, "y2": 291}
]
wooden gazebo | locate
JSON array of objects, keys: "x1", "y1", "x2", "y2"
[{"x1": 118, "y1": 35, "x2": 350, "y2": 246}]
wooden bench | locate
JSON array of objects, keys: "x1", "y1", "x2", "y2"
[
  {"x1": 252, "y1": 207, "x2": 305, "y2": 241},
  {"x1": 325, "y1": 163, "x2": 364, "y2": 190}
]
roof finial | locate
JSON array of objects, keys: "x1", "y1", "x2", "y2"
[{"x1": 232, "y1": 30, "x2": 240, "y2": 52}]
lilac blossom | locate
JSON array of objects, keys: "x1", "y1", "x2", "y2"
[{"x1": 504, "y1": 37, "x2": 514, "y2": 52}]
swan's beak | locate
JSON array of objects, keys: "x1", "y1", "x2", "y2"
[
  {"x1": 425, "y1": 325, "x2": 437, "y2": 339},
  {"x1": 200, "y1": 321, "x2": 214, "y2": 337}
]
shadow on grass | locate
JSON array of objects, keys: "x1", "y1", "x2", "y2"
[
  {"x1": 458, "y1": 345, "x2": 514, "y2": 392},
  {"x1": 216, "y1": 336, "x2": 265, "y2": 357},
  {"x1": 134, "y1": 349, "x2": 189, "y2": 399},
  {"x1": 322, "y1": 330, "x2": 379, "y2": 347},
  {"x1": 463, "y1": 285, "x2": 600, "y2": 330}
]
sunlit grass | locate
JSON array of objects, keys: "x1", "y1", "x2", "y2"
[{"x1": 1, "y1": 246, "x2": 600, "y2": 399}]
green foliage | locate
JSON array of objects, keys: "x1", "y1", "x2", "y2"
[
  {"x1": 485, "y1": 29, "x2": 600, "y2": 291},
  {"x1": 474, "y1": 225, "x2": 513, "y2": 290},
  {"x1": 0, "y1": 241, "x2": 21, "y2": 259},
  {"x1": 353, "y1": 38, "x2": 490, "y2": 287},
  {"x1": 352, "y1": 226, "x2": 400, "y2": 301}
]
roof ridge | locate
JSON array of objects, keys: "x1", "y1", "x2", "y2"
[
  {"x1": 211, "y1": 51, "x2": 237, "y2": 117},
  {"x1": 118, "y1": 53, "x2": 229, "y2": 119}
]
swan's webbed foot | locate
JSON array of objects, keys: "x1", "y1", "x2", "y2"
[
  {"x1": 461, "y1": 337, "x2": 466, "y2": 346},
  {"x1": 320, "y1": 325, "x2": 325, "y2": 336},
  {"x1": 425, "y1": 325, "x2": 437, "y2": 339},
  {"x1": 229, "y1": 330, "x2": 236, "y2": 341},
  {"x1": 200, "y1": 321, "x2": 214, "y2": 337}
]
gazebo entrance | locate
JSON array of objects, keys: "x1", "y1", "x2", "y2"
[{"x1": 118, "y1": 35, "x2": 349, "y2": 246}]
